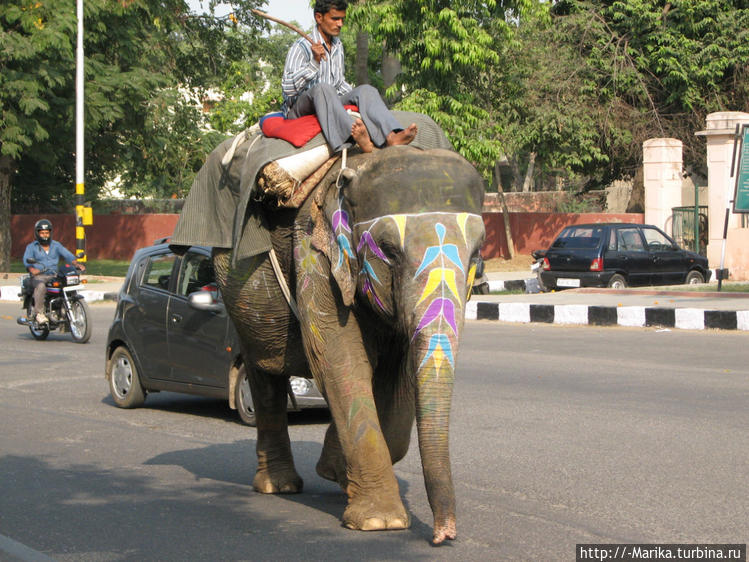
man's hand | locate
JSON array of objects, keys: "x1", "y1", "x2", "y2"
[
  {"x1": 311, "y1": 41, "x2": 327, "y2": 62},
  {"x1": 29, "y1": 267, "x2": 40, "y2": 276},
  {"x1": 74, "y1": 262, "x2": 86, "y2": 273}
]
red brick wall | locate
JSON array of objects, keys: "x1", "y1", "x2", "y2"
[
  {"x1": 12, "y1": 212, "x2": 644, "y2": 260},
  {"x1": 481, "y1": 212, "x2": 644, "y2": 258},
  {"x1": 11, "y1": 214, "x2": 179, "y2": 260}
]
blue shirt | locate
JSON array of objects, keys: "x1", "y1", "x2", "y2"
[
  {"x1": 281, "y1": 26, "x2": 352, "y2": 115},
  {"x1": 23, "y1": 240, "x2": 77, "y2": 275}
]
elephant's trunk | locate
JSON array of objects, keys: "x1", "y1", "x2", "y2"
[{"x1": 413, "y1": 334, "x2": 457, "y2": 544}]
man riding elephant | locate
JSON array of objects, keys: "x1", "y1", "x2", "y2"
[{"x1": 281, "y1": 0, "x2": 417, "y2": 153}]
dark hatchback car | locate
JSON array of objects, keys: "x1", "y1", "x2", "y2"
[
  {"x1": 105, "y1": 242, "x2": 326, "y2": 425},
  {"x1": 539, "y1": 223, "x2": 711, "y2": 290}
]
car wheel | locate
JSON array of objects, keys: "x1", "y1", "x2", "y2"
[
  {"x1": 685, "y1": 270, "x2": 704, "y2": 285},
  {"x1": 235, "y1": 366, "x2": 256, "y2": 426},
  {"x1": 607, "y1": 274, "x2": 627, "y2": 289},
  {"x1": 108, "y1": 346, "x2": 145, "y2": 408}
]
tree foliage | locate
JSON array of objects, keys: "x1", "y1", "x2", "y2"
[
  {"x1": 495, "y1": 0, "x2": 749, "y2": 190},
  {"x1": 348, "y1": 0, "x2": 549, "y2": 179}
]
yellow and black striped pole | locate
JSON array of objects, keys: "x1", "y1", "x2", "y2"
[{"x1": 74, "y1": 0, "x2": 91, "y2": 262}]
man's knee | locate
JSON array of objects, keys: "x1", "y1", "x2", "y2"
[{"x1": 310, "y1": 83, "x2": 338, "y2": 100}]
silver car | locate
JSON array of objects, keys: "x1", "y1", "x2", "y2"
[{"x1": 104, "y1": 242, "x2": 326, "y2": 426}]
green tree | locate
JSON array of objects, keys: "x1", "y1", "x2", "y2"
[
  {"x1": 494, "y1": 0, "x2": 749, "y2": 191},
  {"x1": 349, "y1": 0, "x2": 548, "y2": 179}
]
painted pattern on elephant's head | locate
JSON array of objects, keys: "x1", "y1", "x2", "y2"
[{"x1": 347, "y1": 211, "x2": 485, "y2": 366}]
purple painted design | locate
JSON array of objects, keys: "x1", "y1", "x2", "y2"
[
  {"x1": 332, "y1": 209, "x2": 351, "y2": 233},
  {"x1": 362, "y1": 276, "x2": 384, "y2": 309},
  {"x1": 357, "y1": 231, "x2": 389, "y2": 262},
  {"x1": 414, "y1": 298, "x2": 457, "y2": 337}
]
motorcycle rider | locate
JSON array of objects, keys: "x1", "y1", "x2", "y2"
[{"x1": 22, "y1": 219, "x2": 85, "y2": 325}]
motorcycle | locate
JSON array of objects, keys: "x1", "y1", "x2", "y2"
[
  {"x1": 17, "y1": 259, "x2": 92, "y2": 343},
  {"x1": 530, "y1": 248, "x2": 548, "y2": 293}
]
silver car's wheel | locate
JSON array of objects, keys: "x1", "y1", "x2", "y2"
[
  {"x1": 235, "y1": 366, "x2": 256, "y2": 426},
  {"x1": 607, "y1": 274, "x2": 627, "y2": 289},
  {"x1": 685, "y1": 270, "x2": 704, "y2": 285},
  {"x1": 108, "y1": 346, "x2": 145, "y2": 408}
]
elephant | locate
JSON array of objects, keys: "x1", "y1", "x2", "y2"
[{"x1": 212, "y1": 145, "x2": 485, "y2": 544}]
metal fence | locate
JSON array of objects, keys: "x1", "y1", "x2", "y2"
[{"x1": 672, "y1": 206, "x2": 708, "y2": 255}]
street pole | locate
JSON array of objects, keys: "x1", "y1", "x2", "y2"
[{"x1": 75, "y1": 0, "x2": 88, "y2": 262}]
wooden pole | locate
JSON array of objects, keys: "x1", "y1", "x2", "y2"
[{"x1": 251, "y1": 9, "x2": 314, "y2": 44}]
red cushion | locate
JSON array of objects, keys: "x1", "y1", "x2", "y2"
[{"x1": 261, "y1": 105, "x2": 359, "y2": 148}]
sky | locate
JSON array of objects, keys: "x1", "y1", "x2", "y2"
[{"x1": 187, "y1": 1, "x2": 315, "y2": 32}]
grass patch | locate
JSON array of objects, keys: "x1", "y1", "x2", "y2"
[{"x1": 9, "y1": 258, "x2": 130, "y2": 277}]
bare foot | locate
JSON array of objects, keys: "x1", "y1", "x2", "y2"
[
  {"x1": 386, "y1": 123, "x2": 418, "y2": 146},
  {"x1": 351, "y1": 119, "x2": 374, "y2": 153}
]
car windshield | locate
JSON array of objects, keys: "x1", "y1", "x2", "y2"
[{"x1": 551, "y1": 227, "x2": 605, "y2": 249}]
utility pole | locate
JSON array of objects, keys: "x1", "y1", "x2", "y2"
[{"x1": 75, "y1": 0, "x2": 92, "y2": 261}]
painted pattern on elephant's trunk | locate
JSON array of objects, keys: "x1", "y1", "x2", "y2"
[{"x1": 347, "y1": 210, "x2": 484, "y2": 543}]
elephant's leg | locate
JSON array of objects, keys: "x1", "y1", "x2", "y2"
[
  {"x1": 315, "y1": 423, "x2": 348, "y2": 489},
  {"x1": 295, "y1": 274, "x2": 408, "y2": 530},
  {"x1": 373, "y1": 364, "x2": 415, "y2": 465},
  {"x1": 249, "y1": 366, "x2": 303, "y2": 494}
]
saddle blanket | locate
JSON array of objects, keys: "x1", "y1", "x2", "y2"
[{"x1": 260, "y1": 105, "x2": 359, "y2": 147}]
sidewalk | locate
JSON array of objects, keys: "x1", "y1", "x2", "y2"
[
  {"x1": 3, "y1": 272, "x2": 749, "y2": 331},
  {"x1": 466, "y1": 271, "x2": 749, "y2": 331}
]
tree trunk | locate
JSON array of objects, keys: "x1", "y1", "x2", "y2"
[
  {"x1": 355, "y1": 31, "x2": 369, "y2": 85},
  {"x1": 509, "y1": 155, "x2": 522, "y2": 192},
  {"x1": 382, "y1": 50, "x2": 401, "y2": 100},
  {"x1": 522, "y1": 151, "x2": 537, "y2": 192},
  {"x1": 0, "y1": 155, "x2": 15, "y2": 272},
  {"x1": 494, "y1": 161, "x2": 515, "y2": 259}
]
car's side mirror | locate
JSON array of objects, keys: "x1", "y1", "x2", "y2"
[{"x1": 188, "y1": 291, "x2": 225, "y2": 314}]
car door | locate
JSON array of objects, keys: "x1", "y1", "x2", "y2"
[
  {"x1": 640, "y1": 226, "x2": 684, "y2": 285},
  {"x1": 124, "y1": 251, "x2": 177, "y2": 381},
  {"x1": 613, "y1": 226, "x2": 652, "y2": 286},
  {"x1": 166, "y1": 250, "x2": 231, "y2": 388}
]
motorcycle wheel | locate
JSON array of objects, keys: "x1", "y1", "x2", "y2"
[
  {"x1": 27, "y1": 304, "x2": 50, "y2": 341},
  {"x1": 68, "y1": 299, "x2": 92, "y2": 343}
]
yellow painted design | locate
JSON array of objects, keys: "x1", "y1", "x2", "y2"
[
  {"x1": 75, "y1": 183, "x2": 85, "y2": 195},
  {"x1": 390, "y1": 214, "x2": 408, "y2": 248},
  {"x1": 416, "y1": 268, "x2": 460, "y2": 305},
  {"x1": 457, "y1": 213, "x2": 470, "y2": 244},
  {"x1": 75, "y1": 226, "x2": 85, "y2": 239},
  {"x1": 466, "y1": 263, "x2": 477, "y2": 300}
]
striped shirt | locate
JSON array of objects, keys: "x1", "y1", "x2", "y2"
[{"x1": 281, "y1": 26, "x2": 353, "y2": 116}]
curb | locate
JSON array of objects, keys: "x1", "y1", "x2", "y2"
[{"x1": 466, "y1": 301, "x2": 749, "y2": 331}]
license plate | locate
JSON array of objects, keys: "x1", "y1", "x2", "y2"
[{"x1": 557, "y1": 278, "x2": 580, "y2": 288}]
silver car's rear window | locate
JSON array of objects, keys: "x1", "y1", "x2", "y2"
[{"x1": 551, "y1": 227, "x2": 606, "y2": 249}]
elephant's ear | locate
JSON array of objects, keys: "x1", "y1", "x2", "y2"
[{"x1": 311, "y1": 168, "x2": 359, "y2": 306}]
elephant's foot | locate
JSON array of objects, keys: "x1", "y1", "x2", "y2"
[
  {"x1": 253, "y1": 467, "x2": 303, "y2": 494},
  {"x1": 342, "y1": 491, "x2": 410, "y2": 531},
  {"x1": 432, "y1": 516, "x2": 457, "y2": 545}
]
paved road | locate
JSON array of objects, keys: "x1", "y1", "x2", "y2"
[{"x1": 0, "y1": 302, "x2": 747, "y2": 561}]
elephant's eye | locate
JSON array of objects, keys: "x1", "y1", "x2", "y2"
[{"x1": 379, "y1": 242, "x2": 400, "y2": 264}]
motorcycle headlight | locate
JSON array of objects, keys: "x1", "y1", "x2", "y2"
[{"x1": 66, "y1": 275, "x2": 79, "y2": 285}]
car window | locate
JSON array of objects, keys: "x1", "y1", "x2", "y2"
[
  {"x1": 641, "y1": 227, "x2": 674, "y2": 251},
  {"x1": 616, "y1": 228, "x2": 646, "y2": 252},
  {"x1": 142, "y1": 253, "x2": 176, "y2": 291},
  {"x1": 551, "y1": 226, "x2": 606, "y2": 249},
  {"x1": 177, "y1": 252, "x2": 217, "y2": 297},
  {"x1": 607, "y1": 229, "x2": 617, "y2": 251}
]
